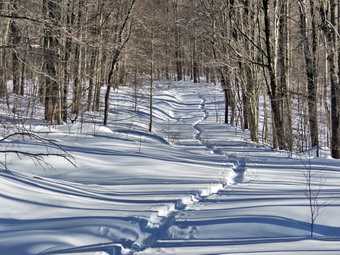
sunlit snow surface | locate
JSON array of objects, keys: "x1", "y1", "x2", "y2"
[{"x1": 0, "y1": 81, "x2": 339, "y2": 255}]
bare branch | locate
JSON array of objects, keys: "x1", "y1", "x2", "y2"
[
  {"x1": 0, "y1": 14, "x2": 43, "y2": 24},
  {"x1": 0, "y1": 132, "x2": 76, "y2": 172}
]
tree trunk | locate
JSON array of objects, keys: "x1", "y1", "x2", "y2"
[
  {"x1": 0, "y1": 2, "x2": 8, "y2": 99},
  {"x1": 94, "y1": 49, "x2": 103, "y2": 112},
  {"x1": 43, "y1": 0, "x2": 61, "y2": 124},
  {"x1": 192, "y1": 33, "x2": 199, "y2": 83},
  {"x1": 20, "y1": 52, "x2": 25, "y2": 96},
  {"x1": 59, "y1": 0, "x2": 73, "y2": 123},
  {"x1": 149, "y1": 34, "x2": 154, "y2": 133},
  {"x1": 87, "y1": 49, "x2": 97, "y2": 111},
  {"x1": 220, "y1": 70, "x2": 230, "y2": 124},
  {"x1": 262, "y1": 0, "x2": 284, "y2": 150},
  {"x1": 277, "y1": 0, "x2": 292, "y2": 151},
  {"x1": 71, "y1": 0, "x2": 84, "y2": 116},
  {"x1": 298, "y1": 0, "x2": 319, "y2": 155},
  {"x1": 246, "y1": 65, "x2": 259, "y2": 143},
  {"x1": 0, "y1": 48, "x2": 6, "y2": 98},
  {"x1": 94, "y1": 3, "x2": 106, "y2": 112},
  {"x1": 103, "y1": 0, "x2": 136, "y2": 126},
  {"x1": 103, "y1": 52, "x2": 118, "y2": 126},
  {"x1": 8, "y1": 1, "x2": 20, "y2": 95},
  {"x1": 174, "y1": 0, "x2": 183, "y2": 81},
  {"x1": 320, "y1": 0, "x2": 339, "y2": 158}
]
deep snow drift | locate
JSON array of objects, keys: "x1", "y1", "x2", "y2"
[{"x1": 0, "y1": 81, "x2": 339, "y2": 255}]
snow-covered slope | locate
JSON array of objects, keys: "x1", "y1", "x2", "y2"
[{"x1": 0, "y1": 82, "x2": 339, "y2": 255}]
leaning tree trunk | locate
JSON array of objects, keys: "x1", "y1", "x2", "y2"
[{"x1": 103, "y1": 0, "x2": 136, "y2": 126}]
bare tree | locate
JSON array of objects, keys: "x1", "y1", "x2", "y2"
[
  {"x1": 42, "y1": 0, "x2": 62, "y2": 124},
  {"x1": 8, "y1": 0, "x2": 21, "y2": 95},
  {"x1": 297, "y1": 0, "x2": 320, "y2": 156},
  {"x1": 299, "y1": 154, "x2": 327, "y2": 237},
  {"x1": 103, "y1": 0, "x2": 137, "y2": 126},
  {"x1": 0, "y1": 0, "x2": 337, "y2": 158},
  {"x1": 173, "y1": 0, "x2": 183, "y2": 81},
  {"x1": 319, "y1": 0, "x2": 339, "y2": 159},
  {"x1": 0, "y1": 131, "x2": 75, "y2": 171}
]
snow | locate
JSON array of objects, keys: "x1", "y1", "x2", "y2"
[{"x1": 0, "y1": 81, "x2": 339, "y2": 255}]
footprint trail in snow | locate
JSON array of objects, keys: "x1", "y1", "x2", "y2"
[{"x1": 130, "y1": 91, "x2": 248, "y2": 253}]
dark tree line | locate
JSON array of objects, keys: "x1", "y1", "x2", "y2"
[{"x1": 0, "y1": 0, "x2": 339, "y2": 158}]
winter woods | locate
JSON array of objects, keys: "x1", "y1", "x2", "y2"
[{"x1": 0, "y1": 0, "x2": 339, "y2": 158}]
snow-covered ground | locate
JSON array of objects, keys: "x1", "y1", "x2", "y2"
[{"x1": 0, "y1": 81, "x2": 339, "y2": 255}]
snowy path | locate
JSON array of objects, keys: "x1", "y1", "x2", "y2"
[
  {"x1": 130, "y1": 88, "x2": 235, "y2": 252},
  {"x1": 131, "y1": 87, "x2": 254, "y2": 253},
  {"x1": 0, "y1": 82, "x2": 340, "y2": 255},
  {"x1": 193, "y1": 93, "x2": 247, "y2": 185},
  {"x1": 134, "y1": 83, "x2": 340, "y2": 254}
]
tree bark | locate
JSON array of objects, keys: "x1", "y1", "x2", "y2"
[
  {"x1": 262, "y1": 0, "x2": 284, "y2": 150},
  {"x1": 8, "y1": 1, "x2": 20, "y2": 95},
  {"x1": 103, "y1": 0, "x2": 136, "y2": 126},
  {"x1": 87, "y1": 48, "x2": 97, "y2": 111},
  {"x1": 277, "y1": 0, "x2": 292, "y2": 151},
  {"x1": 71, "y1": 0, "x2": 84, "y2": 116},
  {"x1": 0, "y1": 2, "x2": 7, "y2": 98},
  {"x1": 43, "y1": 0, "x2": 61, "y2": 124},
  {"x1": 192, "y1": 33, "x2": 199, "y2": 83},
  {"x1": 174, "y1": 0, "x2": 183, "y2": 81},
  {"x1": 320, "y1": 0, "x2": 339, "y2": 158},
  {"x1": 149, "y1": 33, "x2": 154, "y2": 133},
  {"x1": 298, "y1": 0, "x2": 319, "y2": 154}
]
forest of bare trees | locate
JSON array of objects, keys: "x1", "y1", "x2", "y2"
[{"x1": 0, "y1": 0, "x2": 339, "y2": 158}]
